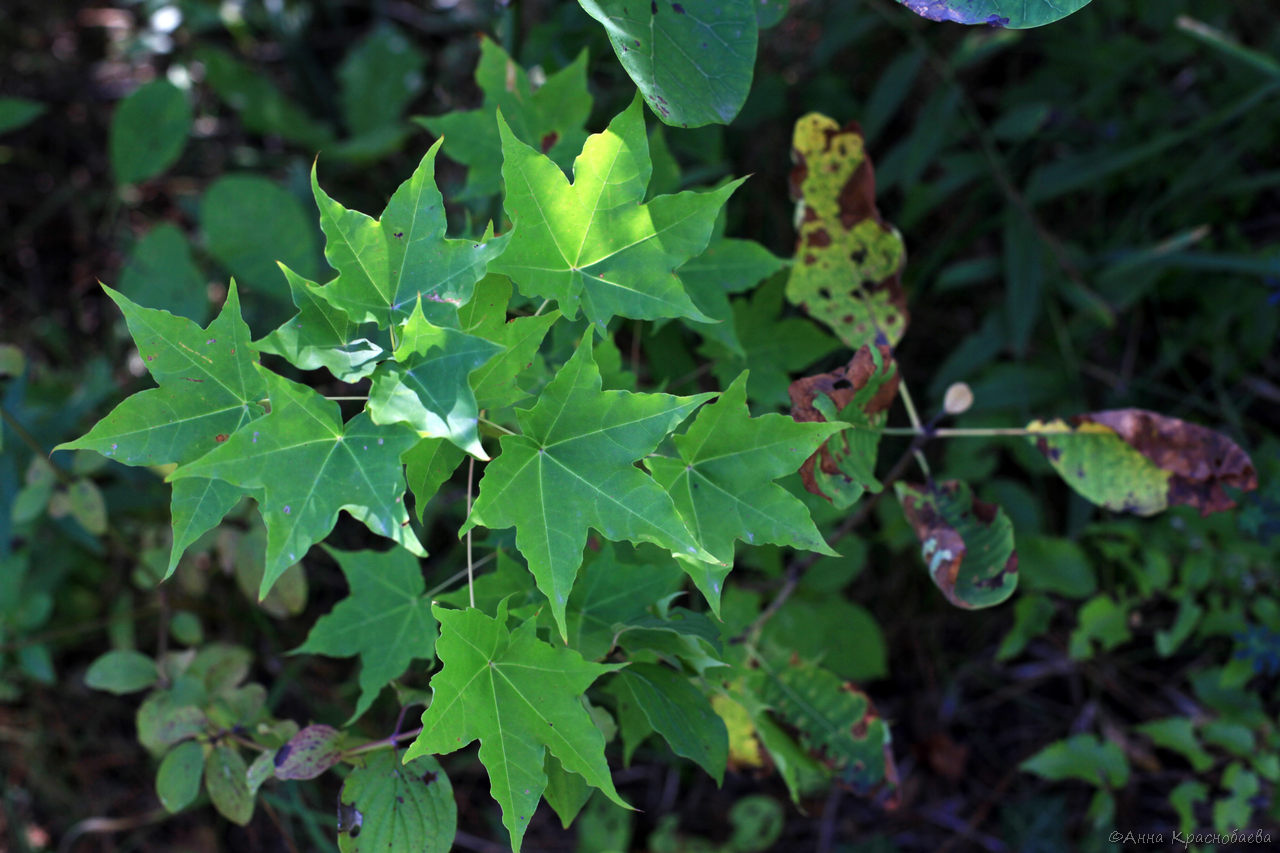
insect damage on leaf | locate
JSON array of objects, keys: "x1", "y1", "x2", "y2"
[
  {"x1": 895, "y1": 480, "x2": 1018, "y2": 609},
  {"x1": 1028, "y1": 409, "x2": 1257, "y2": 516},
  {"x1": 789, "y1": 344, "x2": 900, "y2": 508},
  {"x1": 787, "y1": 114, "x2": 908, "y2": 351}
]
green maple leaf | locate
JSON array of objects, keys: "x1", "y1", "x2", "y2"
[
  {"x1": 310, "y1": 138, "x2": 510, "y2": 329},
  {"x1": 458, "y1": 275, "x2": 560, "y2": 411},
  {"x1": 403, "y1": 601, "x2": 627, "y2": 853},
  {"x1": 256, "y1": 263, "x2": 384, "y2": 382},
  {"x1": 169, "y1": 368, "x2": 424, "y2": 595},
  {"x1": 417, "y1": 35, "x2": 591, "y2": 200},
  {"x1": 649, "y1": 373, "x2": 842, "y2": 609},
  {"x1": 367, "y1": 297, "x2": 502, "y2": 459},
  {"x1": 294, "y1": 547, "x2": 436, "y2": 723},
  {"x1": 492, "y1": 96, "x2": 743, "y2": 333},
  {"x1": 54, "y1": 283, "x2": 264, "y2": 573},
  {"x1": 465, "y1": 339, "x2": 717, "y2": 638}
]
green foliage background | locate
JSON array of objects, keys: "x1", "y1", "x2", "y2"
[{"x1": 2, "y1": 1, "x2": 1279, "y2": 851}]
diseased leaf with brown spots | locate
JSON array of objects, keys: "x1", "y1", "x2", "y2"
[
  {"x1": 753, "y1": 654, "x2": 899, "y2": 805},
  {"x1": 789, "y1": 344, "x2": 900, "y2": 508},
  {"x1": 895, "y1": 480, "x2": 1018, "y2": 609},
  {"x1": 1028, "y1": 409, "x2": 1257, "y2": 517},
  {"x1": 786, "y1": 114, "x2": 908, "y2": 350}
]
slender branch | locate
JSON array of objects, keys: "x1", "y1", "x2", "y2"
[
  {"x1": 323, "y1": 396, "x2": 369, "y2": 401},
  {"x1": 425, "y1": 552, "x2": 495, "y2": 599},
  {"x1": 338, "y1": 727, "x2": 423, "y2": 760},
  {"x1": 532, "y1": 298, "x2": 552, "y2": 317},
  {"x1": 893, "y1": 379, "x2": 933, "y2": 480},
  {"x1": 879, "y1": 425, "x2": 1074, "y2": 437}
]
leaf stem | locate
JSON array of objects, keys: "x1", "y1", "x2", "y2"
[
  {"x1": 894, "y1": 379, "x2": 932, "y2": 480},
  {"x1": 478, "y1": 416, "x2": 517, "y2": 436},
  {"x1": 425, "y1": 552, "x2": 496, "y2": 598},
  {"x1": 532, "y1": 298, "x2": 552, "y2": 317},
  {"x1": 879, "y1": 426, "x2": 1072, "y2": 437},
  {"x1": 466, "y1": 456, "x2": 476, "y2": 609},
  {"x1": 323, "y1": 396, "x2": 369, "y2": 401},
  {"x1": 338, "y1": 726, "x2": 423, "y2": 760}
]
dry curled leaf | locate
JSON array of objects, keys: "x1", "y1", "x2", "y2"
[
  {"x1": 789, "y1": 344, "x2": 899, "y2": 508},
  {"x1": 1028, "y1": 409, "x2": 1257, "y2": 517}
]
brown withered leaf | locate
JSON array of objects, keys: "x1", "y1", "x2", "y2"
[
  {"x1": 788, "y1": 344, "x2": 899, "y2": 508},
  {"x1": 1028, "y1": 409, "x2": 1257, "y2": 517}
]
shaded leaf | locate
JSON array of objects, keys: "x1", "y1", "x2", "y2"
[
  {"x1": 786, "y1": 115, "x2": 907, "y2": 350},
  {"x1": 256, "y1": 264, "x2": 383, "y2": 382},
  {"x1": 273, "y1": 724, "x2": 343, "y2": 780},
  {"x1": 679, "y1": 238, "x2": 787, "y2": 354},
  {"x1": 458, "y1": 275, "x2": 561, "y2": 411},
  {"x1": 0, "y1": 97, "x2": 45, "y2": 135},
  {"x1": 85, "y1": 650, "x2": 158, "y2": 694},
  {"x1": 118, "y1": 224, "x2": 209, "y2": 323},
  {"x1": 543, "y1": 753, "x2": 592, "y2": 829},
  {"x1": 566, "y1": 543, "x2": 685, "y2": 661},
  {"x1": 578, "y1": 0, "x2": 758, "y2": 128},
  {"x1": 195, "y1": 47, "x2": 333, "y2": 149},
  {"x1": 895, "y1": 480, "x2": 1018, "y2": 609},
  {"x1": 404, "y1": 602, "x2": 627, "y2": 853},
  {"x1": 755, "y1": 655, "x2": 897, "y2": 800},
  {"x1": 417, "y1": 36, "x2": 591, "y2": 200},
  {"x1": 205, "y1": 745, "x2": 253, "y2": 825},
  {"x1": 789, "y1": 344, "x2": 899, "y2": 508},
  {"x1": 201, "y1": 176, "x2": 322, "y2": 295},
  {"x1": 1028, "y1": 409, "x2": 1257, "y2": 516},
  {"x1": 604, "y1": 663, "x2": 728, "y2": 783},
  {"x1": 156, "y1": 740, "x2": 205, "y2": 813},
  {"x1": 337, "y1": 24, "x2": 425, "y2": 136},
  {"x1": 703, "y1": 277, "x2": 840, "y2": 409},
  {"x1": 1020, "y1": 733, "x2": 1130, "y2": 788},
  {"x1": 465, "y1": 339, "x2": 716, "y2": 637},
  {"x1": 109, "y1": 80, "x2": 191, "y2": 184},
  {"x1": 896, "y1": 0, "x2": 1093, "y2": 28},
  {"x1": 67, "y1": 479, "x2": 107, "y2": 535},
  {"x1": 649, "y1": 373, "x2": 841, "y2": 608},
  {"x1": 493, "y1": 96, "x2": 741, "y2": 333},
  {"x1": 338, "y1": 751, "x2": 454, "y2": 853},
  {"x1": 169, "y1": 369, "x2": 424, "y2": 594},
  {"x1": 402, "y1": 437, "x2": 465, "y2": 522},
  {"x1": 311, "y1": 140, "x2": 509, "y2": 329},
  {"x1": 294, "y1": 547, "x2": 436, "y2": 723}
]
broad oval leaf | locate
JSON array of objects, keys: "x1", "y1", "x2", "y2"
[
  {"x1": 109, "y1": 80, "x2": 191, "y2": 184},
  {"x1": 404, "y1": 602, "x2": 627, "y2": 853},
  {"x1": 578, "y1": 0, "x2": 758, "y2": 128},
  {"x1": 787, "y1": 115, "x2": 907, "y2": 350},
  {"x1": 789, "y1": 344, "x2": 900, "y2": 509},
  {"x1": 201, "y1": 176, "x2": 322, "y2": 296},
  {"x1": 896, "y1": 0, "x2": 1093, "y2": 28},
  {"x1": 85, "y1": 649, "x2": 158, "y2": 694},
  {"x1": 0, "y1": 97, "x2": 45, "y2": 135},
  {"x1": 1028, "y1": 409, "x2": 1257, "y2": 516},
  {"x1": 156, "y1": 740, "x2": 205, "y2": 813},
  {"x1": 338, "y1": 751, "x2": 454, "y2": 853},
  {"x1": 895, "y1": 480, "x2": 1018, "y2": 609},
  {"x1": 205, "y1": 744, "x2": 253, "y2": 825},
  {"x1": 118, "y1": 224, "x2": 209, "y2": 323},
  {"x1": 273, "y1": 724, "x2": 343, "y2": 780}
]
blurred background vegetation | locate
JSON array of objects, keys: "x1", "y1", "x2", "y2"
[{"x1": 2, "y1": 0, "x2": 1279, "y2": 850}]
